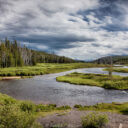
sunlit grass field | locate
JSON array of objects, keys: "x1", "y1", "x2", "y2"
[
  {"x1": 0, "y1": 63, "x2": 106, "y2": 77},
  {"x1": 56, "y1": 72, "x2": 128, "y2": 90}
]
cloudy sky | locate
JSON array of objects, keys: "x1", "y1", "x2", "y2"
[{"x1": 0, "y1": 0, "x2": 128, "y2": 60}]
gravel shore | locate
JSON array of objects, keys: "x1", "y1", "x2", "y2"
[{"x1": 39, "y1": 110, "x2": 128, "y2": 128}]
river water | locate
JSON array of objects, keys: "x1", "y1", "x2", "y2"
[{"x1": 0, "y1": 67, "x2": 128, "y2": 106}]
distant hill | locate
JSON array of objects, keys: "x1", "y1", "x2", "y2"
[{"x1": 93, "y1": 55, "x2": 128, "y2": 65}]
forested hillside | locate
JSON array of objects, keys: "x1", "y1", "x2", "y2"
[
  {"x1": 94, "y1": 56, "x2": 128, "y2": 65},
  {"x1": 0, "y1": 39, "x2": 76, "y2": 68}
]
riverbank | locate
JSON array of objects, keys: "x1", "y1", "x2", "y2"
[
  {"x1": 0, "y1": 76, "x2": 21, "y2": 80},
  {"x1": 0, "y1": 93, "x2": 71, "y2": 128},
  {"x1": 0, "y1": 76, "x2": 33, "y2": 80},
  {"x1": 40, "y1": 102, "x2": 128, "y2": 128},
  {"x1": 56, "y1": 72, "x2": 128, "y2": 90},
  {"x1": 0, "y1": 63, "x2": 106, "y2": 78},
  {"x1": 1, "y1": 93, "x2": 128, "y2": 128},
  {"x1": 39, "y1": 109, "x2": 128, "y2": 128}
]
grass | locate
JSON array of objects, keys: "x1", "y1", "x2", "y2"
[
  {"x1": 0, "y1": 93, "x2": 71, "y2": 114},
  {"x1": 1, "y1": 92, "x2": 128, "y2": 127},
  {"x1": 0, "y1": 93, "x2": 71, "y2": 128},
  {"x1": 74, "y1": 102, "x2": 128, "y2": 115},
  {"x1": 82, "y1": 112, "x2": 108, "y2": 128},
  {"x1": 56, "y1": 72, "x2": 128, "y2": 90},
  {"x1": 105, "y1": 67, "x2": 128, "y2": 73},
  {"x1": 0, "y1": 63, "x2": 106, "y2": 78}
]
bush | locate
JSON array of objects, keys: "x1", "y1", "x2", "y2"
[
  {"x1": 103, "y1": 81, "x2": 128, "y2": 89},
  {"x1": 20, "y1": 102, "x2": 36, "y2": 113},
  {"x1": 0, "y1": 105, "x2": 42, "y2": 128},
  {"x1": 4, "y1": 98, "x2": 16, "y2": 105},
  {"x1": 120, "y1": 107, "x2": 128, "y2": 115},
  {"x1": 82, "y1": 112, "x2": 108, "y2": 128},
  {"x1": 74, "y1": 104, "x2": 83, "y2": 108},
  {"x1": 48, "y1": 104, "x2": 57, "y2": 108},
  {"x1": 57, "y1": 105, "x2": 71, "y2": 110}
]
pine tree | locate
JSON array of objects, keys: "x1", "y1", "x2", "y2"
[{"x1": 0, "y1": 38, "x2": 76, "y2": 68}]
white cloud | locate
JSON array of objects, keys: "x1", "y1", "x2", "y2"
[
  {"x1": 57, "y1": 31, "x2": 128, "y2": 60},
  {"x1": 0, "y1": 0, "x2": 128, "y2": 60}
]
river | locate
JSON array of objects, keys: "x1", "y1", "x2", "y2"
[{"x1": 0, "y1": 67, "x2": 128, "y2": 106}]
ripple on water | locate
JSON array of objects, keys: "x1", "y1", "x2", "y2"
[{"x1": 0, "y1": 67, "x2": 128, "y2": 106}]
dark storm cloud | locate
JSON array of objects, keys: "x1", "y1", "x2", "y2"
[
  {"x1": 78, "y1": 0, "x2": 128, "y2": 31},
  {"x1": 16, "y1": 34, "x2": 96, "y2": 50},
  {"x1": 78, "y1": 0, "x2": 121, "y2": 19},
  {"x1": 102, "y1": 25, "x2": 128, "y2": 32}
]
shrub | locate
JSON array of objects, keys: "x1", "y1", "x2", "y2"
[
  {"x1": 0, "y1": 105, "x2": 42, "y2": 128},
  {"x1": 103, "y1": 81, "x2": 128, "y2": 89},
  {"x1": 7, "y1": 72, "x2": 16, "y2": 76},
  {"x1": 20, "y1": 102, "x2": 36, "y2": 113},
  {"x1": 82, "y1": 112, "x2": 108, "y2": 128},
  {"x1": 57, "y1": 105, "x2": 71, "y2": 110},
  {"x1": 3, "y1": 98, "x2": 16, "y2": 105},
  {"x1": 48, "y1": 104, "x2": 57, "y2": 108},
  {"x1": 120, "y1": 107, "x2": 128, "y2": 115},
  {"x1": 74, "y1": 104, "x2": 83, "y2": 108}
]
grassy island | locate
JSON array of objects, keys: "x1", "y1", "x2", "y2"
[
  {"x1": 105, "y1": 67, "x2": 128, "y2": 73},
  {"x1": 56, "y1": 72, "x2": 128, "y2": 90}
]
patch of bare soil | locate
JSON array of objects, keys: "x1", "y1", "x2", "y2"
[
  {"x1": 1, "y1": 76, "x2": 21, "y2": 80},
  {"x1": 38, "y1": 110, "x2": 128, "y2": 128}
]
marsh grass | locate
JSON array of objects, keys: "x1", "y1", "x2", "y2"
[
  {"x1": 0, "y1": 63, "x2": 106, "y2": 77},
  {"x1": 74, "y1": 102, "x2": 128, "y2": 115},
  {"x1": 0, "y1": 93, "x2": 71, "y2": 128},
  {"x1": 0, "y1": 93, "x2": 71, "y2": 113},
  {"x1": 104, "y1": 67, "x2": 128, "y2": 73},
  {"x1": 56, "y1": 72, "x2": 128, "y2": 90}
]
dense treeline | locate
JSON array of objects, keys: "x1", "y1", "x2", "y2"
[
  {"x1": 33, "y1": 50, "x2": 76, "y2": 64},
  {"x1": 0, "y1": 39, "x2": 76, "y2": 68}
]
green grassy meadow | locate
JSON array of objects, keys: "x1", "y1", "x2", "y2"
[
  {"x1": 0, "y1": 63, "x2": 106, "y2": 77},
  {"x1": 56, "y1": 72, "x2": 128, "y2": 90}
]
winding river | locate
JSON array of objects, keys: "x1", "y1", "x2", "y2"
[{"x1": 0, "y1": 67, "x2": 128, "y2": 106}]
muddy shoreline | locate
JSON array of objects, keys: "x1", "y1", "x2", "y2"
[{"x1": 0, "y1": 76, "x2": 22, "y2": 80}]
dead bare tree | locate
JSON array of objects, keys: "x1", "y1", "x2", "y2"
[{"x1": 109, "y1": 56, "x2": 113, "y2": 80}]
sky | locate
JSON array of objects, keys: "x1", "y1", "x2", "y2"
[{"x1": 0, "y1": 0, "x2": 128, "y2": 60}]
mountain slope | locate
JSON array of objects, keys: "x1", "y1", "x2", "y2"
[{"x1": 93, "y1": 55, "x2": 128, "y2": 64}]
